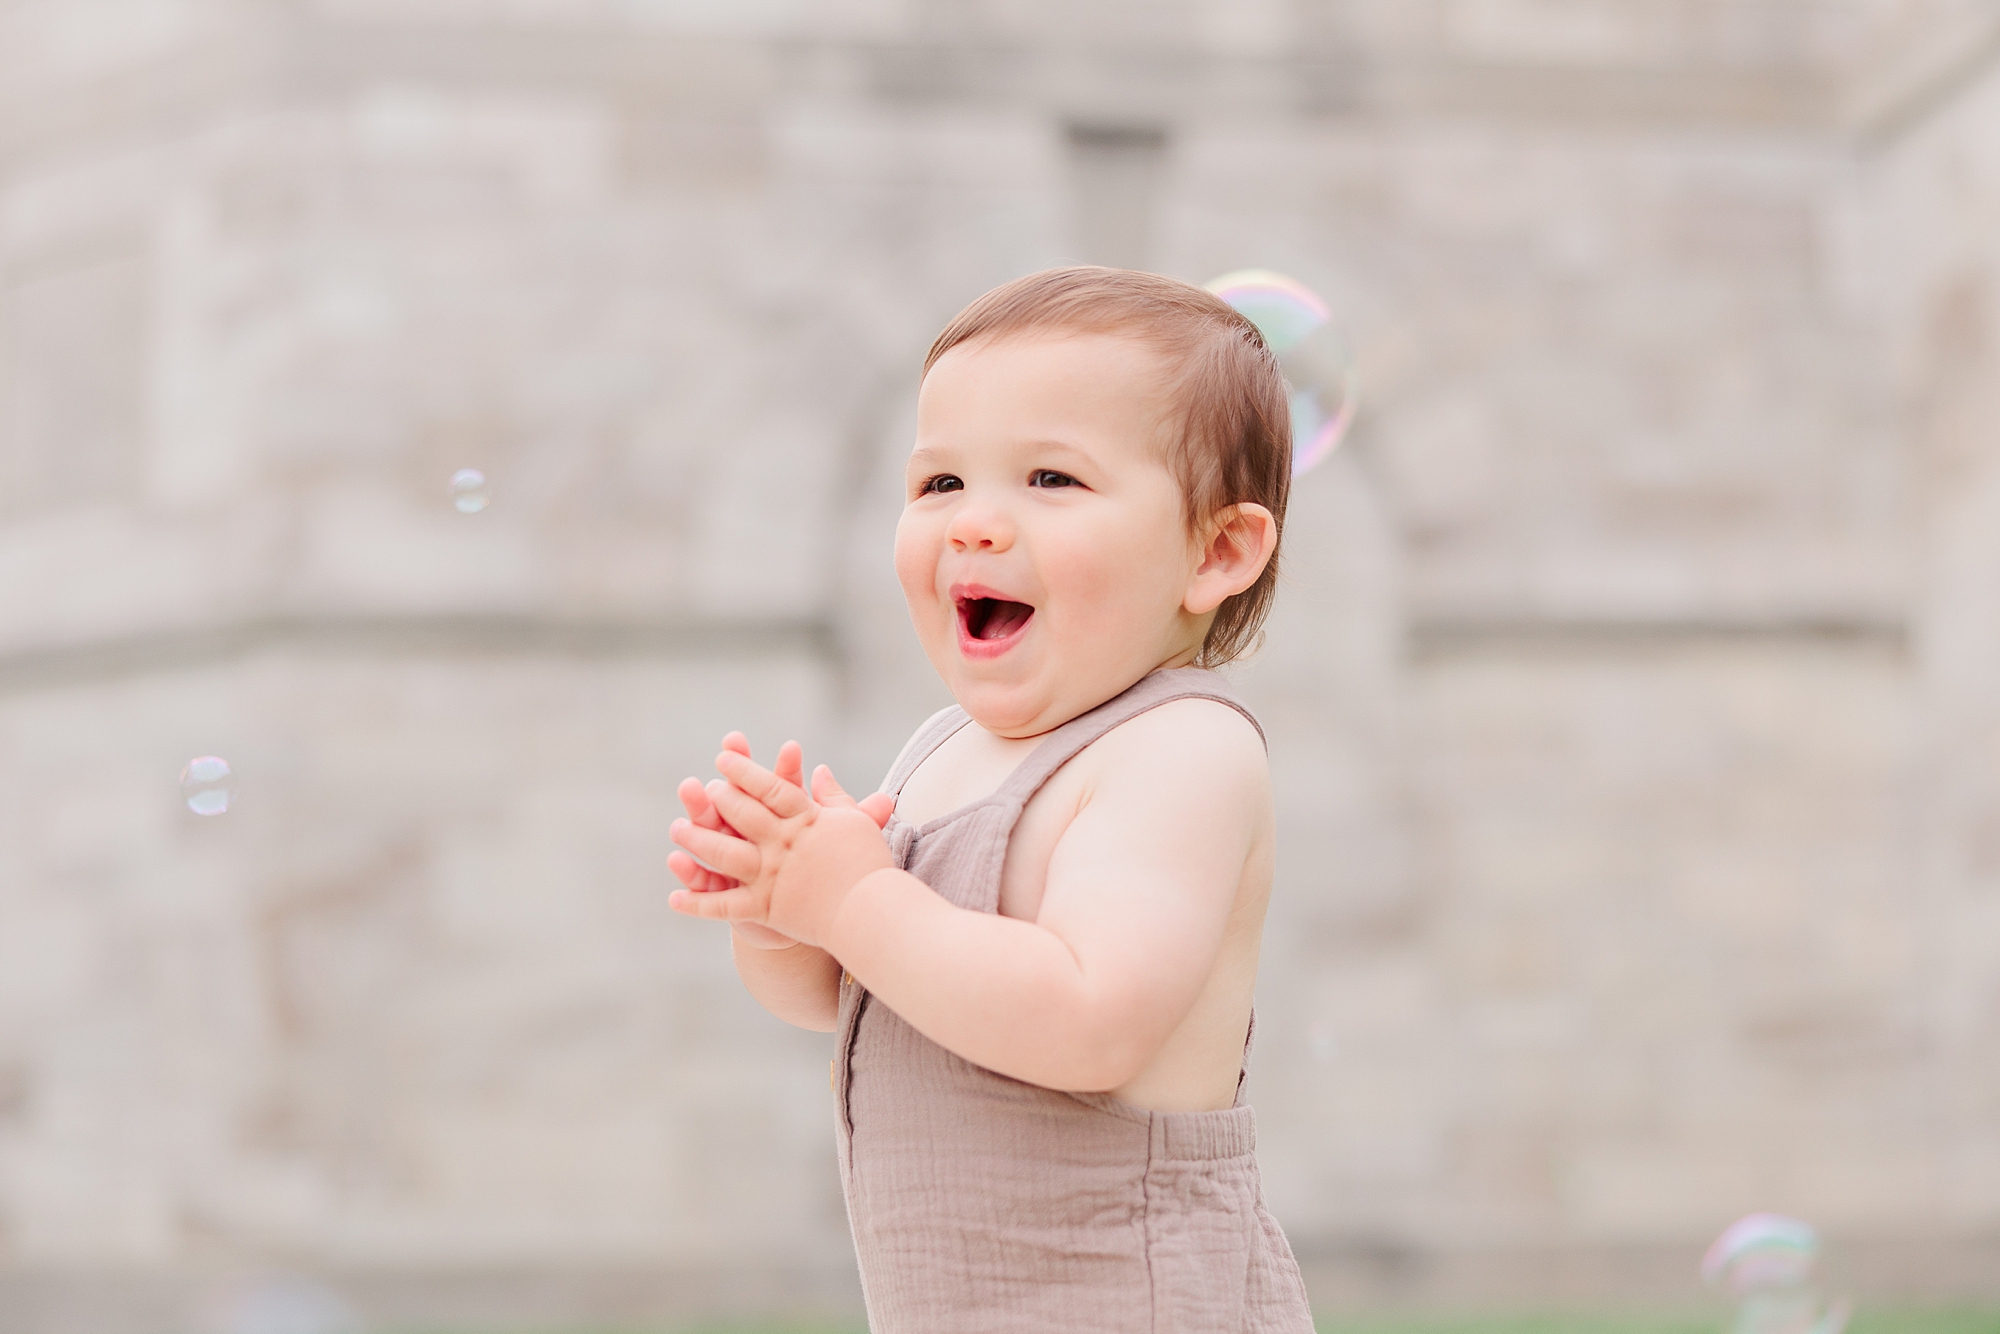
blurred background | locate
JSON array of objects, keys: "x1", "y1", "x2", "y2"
[{"x1": 4, "y1": 1, "x2": 2000, "y2": 1331}]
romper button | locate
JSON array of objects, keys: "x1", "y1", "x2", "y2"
[{"x1": 840, "y1": 969, "x2": 851, "y2": 988}]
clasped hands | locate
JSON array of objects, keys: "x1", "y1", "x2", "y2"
[{"x1": 667, "y1": 732, "x2": 896, "y2": 951}]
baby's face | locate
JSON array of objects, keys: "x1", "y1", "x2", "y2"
[{"x1": 897, "y1": 331, "x2": 1210, "y2": 738}]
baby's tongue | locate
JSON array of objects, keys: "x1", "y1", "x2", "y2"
[{"x1": 980, "y1": 600, "x2": 1033, "y2": 639}]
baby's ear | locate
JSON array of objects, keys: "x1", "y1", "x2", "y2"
[{"x1": 1185, "y1": 503, "x2": 1277, "y2": 614}]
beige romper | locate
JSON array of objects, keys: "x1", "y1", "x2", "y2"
[{"x1": 832, "y1": 667, "x2": 1316, "y2": 1333}]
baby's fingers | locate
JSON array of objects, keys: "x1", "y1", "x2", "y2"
[
  {"x1": 809, "y1": 765, "x2": 855, "y2": 807},
  {"x1": 667, "y1": 848, "x2": 736, "y2": 894},
  {"x1": 678, "y1": 776, "x2": 723, "y2": 828},
  {"x1": 708, "y1": 778, "x2": 787, "y2": 840},
  {"x1": 774, "y1": 740, "x2": 805, "y2": 791},
  {"x1": 716, "y1": 750, "x2": 811, "y2": 819},
  {"x1": 670, "y1": 818, "x2": 761, "y2": 883},
  {"x1": 678, "y1": 777, "x2": 747, "y2": 845},
  {"x1": 668, "y1": 884, "x2": 763, "y2": 923},
  {"x1": 812, "y1": 766, "x2": 894, "y2": 830}
]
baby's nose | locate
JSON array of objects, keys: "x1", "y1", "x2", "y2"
[{"x1": 945, "y1": 505, "x2": 1013, "y2": 551}]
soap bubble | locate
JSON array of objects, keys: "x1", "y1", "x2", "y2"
[
  {"x1": 199, "y1": 1272, "x2": 364, "y2": 1334},
  {"x1": 179, "y1": 756, "x2": 237, "y2": 816},
  {"x1": 1206, "y1": 270, "x2": 1358, "y2": 477},
  {"x1": 448, "y1": 468, "x2": 490, "y2": 513},
  {"x1": 1703, "y1": 1214, "x2": 1851, "y2": 1334}
]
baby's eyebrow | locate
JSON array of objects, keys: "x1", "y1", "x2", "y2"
[
  {"x1": 1022, "y1": 438, "x2": 1095, "y2": 461},
  {"x1": 906, "y1": 438, "x2": 1099, "y2": 470}
]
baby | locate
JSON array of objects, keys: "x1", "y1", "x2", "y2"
[{"x1": 667, "y1": 267, "x2": 1315, "y2": 1333}]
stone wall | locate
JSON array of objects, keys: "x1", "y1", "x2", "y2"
[{"x1": 3, "y1": 2, "x2": 2000, "y2": 1328}]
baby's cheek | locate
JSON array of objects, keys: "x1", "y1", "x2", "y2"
[
  {"x1": 892, "y1": 515, "x2": 941, "y2": 602},
  {"x1": 1045, "y1": 537, "x2": 1136, "y2": 620},
  {"x1": 900, "y1": 524, "x2": 944, "y2": 624}
]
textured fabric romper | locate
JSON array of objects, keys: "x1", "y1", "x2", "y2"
[{"x1": 832, "y1": 667, "x2": 1315, "y2": 1334}]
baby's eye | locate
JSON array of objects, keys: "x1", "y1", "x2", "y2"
[
  {"x1": 1029, "y1": 469, "x2": 1079, "y2": 489},
  {"x1": 919, "y1": 474, "x2": 964, "y2": 495}
]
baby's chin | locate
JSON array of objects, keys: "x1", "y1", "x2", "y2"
[
  {"x1": 940, "y1": 673, "x2": 1052, "y2": 738},
  {"x1": 944, "y1": 660, "x2": 1145, "y2": 740},
  {"x1": 927, "y1": 653, "x2": 1060, "y2": 737}
]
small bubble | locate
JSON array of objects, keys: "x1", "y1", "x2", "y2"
[
  {"x1": 1206, "y1": 270, "x2": 1359, "y2": 477},
  {"x1": 448, "y1": 468, "x2": 490, "y2": 513},
  {"x1": 180, "y1": 756, "x2": 237, "y2": 816},
  {"x1": 1703, "y1": 1214, "x2": 1851, "y2": 1334}
]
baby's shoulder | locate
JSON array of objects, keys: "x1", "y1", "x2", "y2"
[{"x1": 1076, "y1": 695, "x2": 1268, "y2": 793}]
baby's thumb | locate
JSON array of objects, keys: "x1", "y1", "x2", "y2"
[
  {"x1": 810, "y1": 765, "x2": 855, "y2": 808},
  {"x1": 811, "y1": 767, "x2": 894, "y2": 829},
  {"x1": 857, "y1": 792, "x2": 895, "y2": 829}
]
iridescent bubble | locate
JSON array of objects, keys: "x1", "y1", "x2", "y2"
[
  {"x1": 179, "y1": 756, "x2": 237, "y2": 816},
  {"x1": 1206, "y1": 270, "x2": 1358, "y2": 477},
  {"x1": 1703, "y1": 1214, "x2": 1852, "y2": 1334},
  {"x1": 201, "y1": 1272, "x2": 363, "y2": 1334},
  {"x1": 448, "y1": 468, "x2": 490, "y2": 513}
]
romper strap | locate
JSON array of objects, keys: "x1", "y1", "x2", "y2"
[
  {"x1": 881, "y1": 704, "x2": 974, "y2": 798},
  {"x1": 992, "y1": 667, "x2": 1265, "y2": 813}
]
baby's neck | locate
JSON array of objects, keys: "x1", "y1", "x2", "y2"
[
  {"x1": 893, "y1": 720, "x2": 1042, "y2": 828},
  {"x1": 962, "y1": 653, "x2": 1201, "y2": 743}
]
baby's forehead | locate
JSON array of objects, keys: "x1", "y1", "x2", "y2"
[{"x1": 920, "y1": 332, "x2": 1181, "y2": 431}]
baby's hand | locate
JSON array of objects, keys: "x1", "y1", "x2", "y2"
[
  {"x1": 669, "y1": 732, "x2": 779, "y2": 893},
  {"x1": 669, "y1": 732, "x2": 802, "y2": 950},
  {"x1": 668, "y1": 750, "x2": 896, "y2": 948}
]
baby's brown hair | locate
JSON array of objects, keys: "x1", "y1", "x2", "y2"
[{"x1": 923, "y1": 267, "x2": 1291, "y2": 668}]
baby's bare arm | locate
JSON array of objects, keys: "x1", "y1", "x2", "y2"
[
  {"x1": 671, "y1": 703, "x2": 1264, "y2": 1078},
  {"x1": 823, "y1": 700, "x2": 1267, "y2": 1090},
  {"x1": 730, "y1": 929, "x2": 842, "y2": 1032}
]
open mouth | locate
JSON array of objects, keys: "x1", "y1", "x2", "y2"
[
  {"x1": 960, "y1": 597, "x2": 1034, "y2": 641},
  {"x1": 956, "y1": 595, "x2": 1035, "y2": 647}
]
